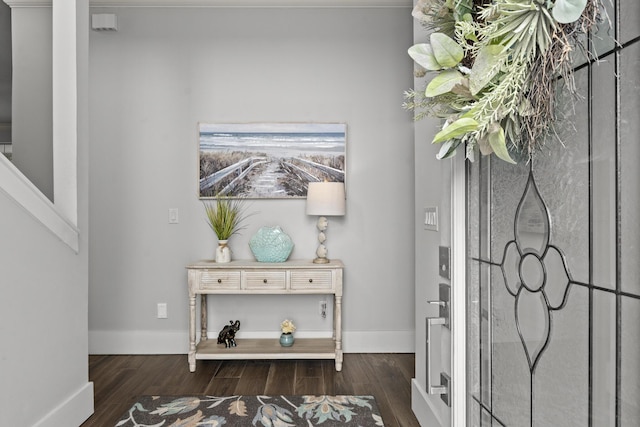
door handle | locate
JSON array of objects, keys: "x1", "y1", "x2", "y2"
[
  {"x1": 426, "y1": 316, "x2": 451, "y2": 406},
  {"x1": 428, "y1": 283, "x2": 450, "y2": 329},
  {"x1": 426, "y1": 316, "x2": 447, "y2": 394}
]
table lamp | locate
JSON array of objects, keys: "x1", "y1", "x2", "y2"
[{"x1": 305, "y1": 182, "x2": 346, "y2": 264}]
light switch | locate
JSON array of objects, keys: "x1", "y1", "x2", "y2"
[
  {"x1": 424, "y1": 207, "x2": 438, "y2": 231},
  {"x1": 168, "y1": 208, "x2": 179, "y2": 224}
]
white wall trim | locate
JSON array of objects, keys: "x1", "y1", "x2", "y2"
[
  {"x1": 0, "y1": 155, "x2": 79, "y2": 251},
  {"x1": 3, "y1": 0, "x2": 50, "y2": 7},
  {"x1": 451, "y1": 152, "x2": 467, "y2": 425},
  {"x1": 32, "y1": 382, "x2": 94, "y2": 427},
  {"x1": 89, "y1": 329, "x2": 415, "y2": 354},
  {"x1": 5, "y1": 0, "x2": 411, "y2": 7},
  {"x1": 0, "y1": 0, "x2": 81, "y2": 252},
  {"x1": 52, "y1": 0, "x2": 79, "y2": 225},
  {"x1": 411, "y1": 379, "x2": 445, "y2": 427}
]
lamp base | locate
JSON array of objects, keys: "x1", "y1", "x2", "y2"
[{"x1": 313, "y1": 256, "x2": 330, "y2": 264}]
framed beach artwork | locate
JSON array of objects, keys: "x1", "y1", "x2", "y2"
[{"x1": 198, "y1": 122, "x2": 346, "y2": 199}]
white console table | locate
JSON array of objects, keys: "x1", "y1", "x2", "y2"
[{"x1": 186, "y1": 259, "x2": 344, "y2": 372}]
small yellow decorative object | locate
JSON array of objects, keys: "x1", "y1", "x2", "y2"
[{"x1": 280, "y1": 319, "x2": 296, "y2": 334}]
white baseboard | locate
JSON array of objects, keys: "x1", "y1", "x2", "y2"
[
  {"x1": 89, "y1": 330, "x2": 189, "y2": 354},
  {"x1": 343, "y1": 330, "x2": 414, "y2": 353},
  {"x1": 32, "y1": 382, "x2": 94, "y2": 427},
  {"x1": 89, "y1": 329, "x2": 415, "y2": 354},
  {"x1": 411, "y1": 378, "x2": 443, "y2": 427}
]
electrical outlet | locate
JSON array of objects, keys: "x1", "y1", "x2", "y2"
[
  {"x1": 157, "y1": 303, "x2": 168, "y2": 319},
  {"x1": 319, "y1": 300, "x2": 327, "y2": 318}
]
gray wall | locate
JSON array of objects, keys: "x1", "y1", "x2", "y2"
[
  {"x1": 0, "y1": 1, "x2": 10, "y2": 127},
  {"x1": 88, "y1": 6, "x2": 417, "y2": 353},
  {"x1": 0, "y1": 191, "x2": 91, "y2": 426},
  {"x1": 10, "y1": 6, "x2": 53, "y2": 200}
]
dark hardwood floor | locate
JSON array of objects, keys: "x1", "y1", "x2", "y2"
[{"x1": 81, "y1": 353, "x2": 421, "y2": 427}]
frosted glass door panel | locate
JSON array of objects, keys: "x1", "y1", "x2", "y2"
[
  {"x1": 534, "y1": 286, "x2": 588, "y2": 426},
  {"x1": 619, "y1": 40, "x2": 640, "y2": 427},
  {"x1": 466, "y1": 5, "x2": 637, "y2": 425},
  {"x1": 621, "y1": 1, "x2": 640, "y2": 44},
  {"x1": 621, "y1": 298, "x2": 640, "y2": 425},
  {"x1": 592, "y1": 291, "x2": 616, "y2": 427},
  {"x1": 620, "y1": 42, "x2": 640, "y2": 296},
  {"x1": 490, "y1": 264, "x2": 530, "y2": 427},
  {"x1": 488, "y1": 159, "x2": 527, "y2": 263},
  {"x1": 591, "y1": 53, "x2": 617, "y2": 291},
  {"x1": 592, "y1": 0, "x2": 616, "y2": 55}
]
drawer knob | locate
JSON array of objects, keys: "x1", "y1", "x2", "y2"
[
  {"x1": 309, "y1": 278, "x2": 313, "y2": 283},
  {"x1": 217, "y1": 279, "x2": 222, "y2": 283},
  {"x1": 263, "y1": 279, "x2": 268, "y2": 284}
]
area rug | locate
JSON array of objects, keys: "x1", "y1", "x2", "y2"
[{"x1": 116, "y1": 395, "x2": 385, "y2": 426}]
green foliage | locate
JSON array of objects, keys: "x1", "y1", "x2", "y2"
[
  {"x1": 408, "y1": 43, "x2": 443, "y2": 71},
  {"x1": 453, "y1": 0, "x2": 473, "y2": 20},
  {"x1": 203, "y1": 197, "x2": 252, "y2": 241},
  {"x1": 488, "y1": 125, "x2": 516, "y2": 164},
  {"x1": 552, "y1": 0, "x2": 589, "y2": 23},
  {"x1": 469, "y1": 45, "x2": 504, "y2": 95},
  {"x1": 437, "y1": 139, "x2": 462, "y2": 160},
  {"x1": 432, "y1": 117, "x2": 479, "y2": 144},
  {"x1": 409, "y1": 32, "x2": 464, "y2": 71},
  {"x1": 479, "y1": 0, "x2": 557, "y2": 61},
  {"x1": 406, "y1": 0, "x2": 603, "y2": 163},
  {"x1": 430, "y1": 32, "x2": 464, "y2": 67},
  {"x1": 426, "y1": 69, "x2": 466, "y2": 97},
  {"x1": 412, "y1": 0, "x2": 457, "y2": 35}
]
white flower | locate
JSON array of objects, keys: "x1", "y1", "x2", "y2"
[{"x1": 280, "y1": 319, "x2": 296, "y2": 334}]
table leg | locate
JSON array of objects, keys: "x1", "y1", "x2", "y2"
[
  {"x1": 189, "y1": 294, "x2": 196, "y2": 372},
  {"x1": 335, "y1": 294, "x2": 343, "y2": 371},
  {"x1": 200, "y1": 294, "x2": 208, "y2": 342}
]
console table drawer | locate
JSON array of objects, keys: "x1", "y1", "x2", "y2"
[
  {"x1": 245, "y1": 271, "x2": 286, "y2": 290},
  {"x1": 199, "y1": 271, "x2": 241, "y2": 290},
  {"x1": 291, "y1": 270, "x2": 333, "y2": 289}
]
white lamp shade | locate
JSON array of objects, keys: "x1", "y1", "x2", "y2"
[{"x1": 306, "y1": 182, "x2": 346, "y2": 216}]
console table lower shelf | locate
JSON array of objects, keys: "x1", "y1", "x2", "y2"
[
  {"x1": 186, "y1": 259, "x2": 344, "y2": 373},
  {"x1": 195, "y1": 338, "x2": 339, "y2": 364}
]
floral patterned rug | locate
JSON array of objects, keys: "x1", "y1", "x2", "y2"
[{"x1": 116, "y1": 395, "x2": 385, "y2": 426}]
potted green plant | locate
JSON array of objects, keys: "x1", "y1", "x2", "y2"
[{"x1": 203, "y1": 196, "x2": 251, "y2": 262}]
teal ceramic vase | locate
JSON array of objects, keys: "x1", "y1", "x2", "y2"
[
  {"x1": 279, "y1": 333, "x2": 294, "y2": 347},
  {"x1": 249, "y1": 226, "x2": 294, "y2": 262}
]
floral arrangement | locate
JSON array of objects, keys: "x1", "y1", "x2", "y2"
[
  {"x1": 404, "y1": 0, "x2": 606, "y2": 163},
  {"x1": 280, "y1": 319, "x2": 296, "y2": 334}
]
